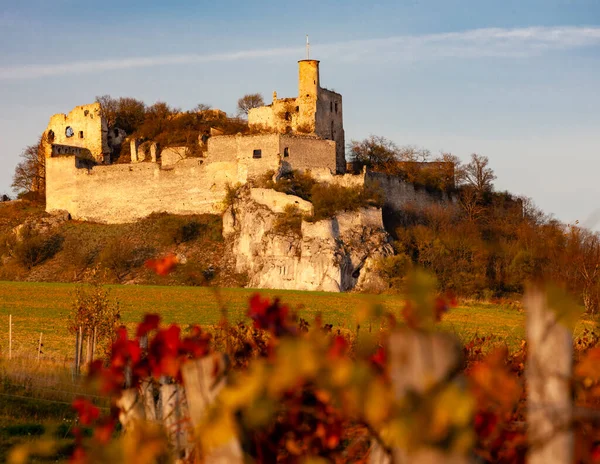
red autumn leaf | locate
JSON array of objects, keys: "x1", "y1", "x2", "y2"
[
  {"x1": 328, "y1": 336, "x2": 349, "y2": 359},
  {"x1": 248, "y1": 294, "x2": 292, "y2": 336},
  {"x1": 145, "y1": 254, "x2": 179, "y2": 276},
  {"x1": 370, "y1": 346, "x2": 387, "y2": 372},
  {"x1": 434, "y1": 296, "x2": 449, "y2": 321},
  {"x1": 69, "y1": 446, "x2": 87, "y2": 464},
  {"x1": 136, "y1": 314, "x2": 161, "y2": 337},
  {"x1": 73, "y1": 397, "x2": 100, "y2": 426},
  {"x1": 93, "y1": 417, "x2": 116, "y2": 444}
]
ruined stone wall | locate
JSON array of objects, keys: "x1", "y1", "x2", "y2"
[
  {"x1": 365, "y1": 171, "x2": 455, "y2": 211},
  {"x1": 46, "y1": 155, "x2": 239, "y2": 223},
  {"x1": 315, "y1": 88, "x2": 345, "y2": 173},
  {"x1": 161, "y1": 146, "x2": 190, "y2": 167},
  {"x1": 207, "y1": 134, "x2": 281, "y2": 182},
  {"x1": 43, "y1": 103, "x2": 108, "y2": 163},
  {"x1": 248, "y1": 98, "x2": 301, "y2": 134},
  {"x1": 278, "y1": 135, "x2": 336, "y2": 172}
]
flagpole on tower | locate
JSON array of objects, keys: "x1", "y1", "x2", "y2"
[{"x1": 306, "y1": 35, "x2": 310, "y2": 60}]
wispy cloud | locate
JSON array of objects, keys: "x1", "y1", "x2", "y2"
[{"x1": 1, "y1": 26, "x2": 599, "y2": 80}]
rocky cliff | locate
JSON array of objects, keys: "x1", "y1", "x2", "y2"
[{"x1": 223, "y1": 188, "x2": 393, "y2": 292}]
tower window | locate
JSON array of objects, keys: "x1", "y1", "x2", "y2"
[
  {"x1": 253, "y1": 149, "x2": 262, "y2": 159},
  {"x1": 330, "y1": 102, "x2": 333, "y2": 112},
  {"x1": 284, "y1": 112, "x2": 291, "y2": 121},
  {"x1": 295, "y1": 106, "x2": 299, "y2": 112},
  {"x1": 79, "y1": 131, "x2": 84, "y2": 139},
  {"x1": 284, "y1": 147, "x2": 289, "y2": 158},
  {"x1": 335, "y1": 102, "x2": 338, "y2": 113},
  {"x1": 65, "y1": 126, "x2": 74, "y2": 138}
]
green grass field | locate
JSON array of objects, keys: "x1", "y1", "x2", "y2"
[{"x1": 1, "y1": 280, "x2": 593, "y2": 360}]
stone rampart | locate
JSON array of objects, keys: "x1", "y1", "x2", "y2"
[
  {"x1": 365, "y1": 171, "x2": 455, "y2": 210},
  {"x1": 46, "y1": 156, "x2": 238, "y2": 223}
]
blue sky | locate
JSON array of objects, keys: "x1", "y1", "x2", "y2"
[{"x1": 1, "y1": 0, "x2": 599, "y2": 228}]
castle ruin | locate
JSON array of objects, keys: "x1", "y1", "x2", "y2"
[{"x1": 43, "y1": 59, "x2": 451, "y2": 224}]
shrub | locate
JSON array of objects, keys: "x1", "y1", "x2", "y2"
[
  {"x1": 310, "y1": 183, "x2": 381, "y2": 221},
  {"x1": 378, "y1": 253, "x2": 412, "y2": 291},
  {"x1": 12, "y1": 230, "x2": 64, "y2": 269},
  {"x1": 273, "y1": 171, "x2": 317, "y2": 201},
  {"x1": 69, "y1": 283, "x2": 121, "y2": 357},
  {"x1": 99, "y1": 238, "x2": 154, "y2": 283},
  {"x1": 62, "y1": 234, "x2": 101, "y2": 278},
  {"x1": 273, "y1": 205, "x2": 303, "y2": 237},
  {"x1": 223, "y1": 183, "x2": 243, "y2": 210}
]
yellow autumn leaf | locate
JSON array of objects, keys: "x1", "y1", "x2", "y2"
[
  {"x1": 364, "y1": 378, "x2": 394, "y2": 426},
  {"x1": 546, "y1": 284, "x2": 584, "y2": 331},
  {"x1": 220, "y1": 361, "x2": 266, "y2": 410},
  {"x1": 199, "y1": 410, "x2": 238, "y2": 453}
]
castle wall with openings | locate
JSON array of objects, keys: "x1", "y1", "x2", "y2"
[
  {"x1": 248, "y1": 60, "x2": 345, "y2": 173},
  {"x1": 45, "y1": 132, "x2": 337, "y2": 223},
  {"x1": 42, "y1": 103, "x2": 109, "y2": 164}
]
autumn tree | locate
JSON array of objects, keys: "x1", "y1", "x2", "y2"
[
  {"x1": 96, "y1": 95, "x2": 146, "y2": 134},
  {"x1": 462, "y1": 154, "x2": 496, "y2": 194},
  {"x1": 348, "y1": 135, "x2": 399, "y2": 169},
  {"x1": 12, "y1": 135, "x2": 46, "y2": 199},
  {"x1": 237, "y1": 93, "x2": 264, "y2": 117}
]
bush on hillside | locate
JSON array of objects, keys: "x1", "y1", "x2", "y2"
[
  {"x1": 99, "y1": 238, "x2": 154, "y2": 283},
  {"x1": 12, "y1": 230, "x2": 64, "y2": 270},
  {"x1": 310, "y1": 183, "x2": 383, "y2": 221},
  {"x1": 272, "y1": 205, "x2": 303, "y2": 237},
  {"x1": 147, "y1": 213, "x2": 222, "y2": 245},
  {"x1": 272, "y1": 171, "x2": 317, "y2": 201}
]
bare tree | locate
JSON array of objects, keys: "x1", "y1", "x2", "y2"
[
  {"x1": 462, "y1": 153, "x2": 496, "y2": 194},
  {"x1": 458, "y1": 187, "x2": 487, "y2": 223},
  {"x1": 237, "y1": 93, "x2": 264, "y2": 117},
  {"x1": 348, "y1": 135, "x2": 399, "y2": 168},
  {"x1": 192, "y1": 103, "x2": 212, "y2": 113},
  {"x1": 12, "y1": 135, "x2": 46, "y2": 198}
]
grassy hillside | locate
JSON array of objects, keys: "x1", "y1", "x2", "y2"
[
  {"x1": 0, "y1": 200, "x2": 246, "y2": 287},
  {"x1": 1, "y1": 280, "x2": 593, "y2": 360}
]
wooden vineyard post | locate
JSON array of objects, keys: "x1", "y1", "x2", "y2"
[
  {"x1": 117, "y1": 388, "x2": 146, "y2": 431},
  {"x1": 181, "y1": 353, "x2": 243, "y2": 463},
  {"x1": 37, "y1": 333, "x2": 42, "y2": 362},
  {"x1": 73, "y1": 326, "x2": 81, "y2": 376},
  {"x1": 8, "y1": 315, "x2": 12, "y2": 360},
  {"x1": 369, "y1": 330, "x2": 469, "y2": 464},
  {"x1": 160, "y1": 378, "x2": 190, "y2": 459},
  {"x1": 78, "y1": 326, "x2": 84, "y2": 374},
  {"x1": 525, "y1": 289, "x2": 573, "y2": 464}
]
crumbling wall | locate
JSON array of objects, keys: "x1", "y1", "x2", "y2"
[
  {"x1": 161, "y1": 146, "x2": 190, "y2": 167},
  {"x1": 46, "y1": 156, "x2": 238, "y2": 223},
  {"x1": 278, "y1": 135, "x2": 336, "y2": 173},
  {"x1": 43, "y1": 103, "x2": 109, "y2": 163},
  {"x1": 207, "y1": 134, "x2": 281, "y2": 182},
  {"x1": 365, "y1": 171, "x2": 456, "y2": 211},
  {"x1": 315, "y1": 88, "x2": 344, "y2": 173}
]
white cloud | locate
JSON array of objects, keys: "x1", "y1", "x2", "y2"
[{"x1": 1, "y1": 26, "x2": 599, "y2": 80}]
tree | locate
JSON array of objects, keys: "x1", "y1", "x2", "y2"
[
  {"x1": 12, "y1": 135, "x2": 46, "y2": 198},
  {"x1": 462, "y1": 154, "x2": 496, "y2": 194},
  {"x1": 193, "y1": 103, "x2": 212, "y2": 113},
  {"x1": 348, "y1": 135, "x2": 399, "y2": 169},
  {"x1": 96, "y1": 95, "x2": 146, "y2": 134},
  {"x1": 237, "y1": 93, "x2": 264, "y2": 117}
]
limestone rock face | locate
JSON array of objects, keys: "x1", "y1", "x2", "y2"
[{"x1": 224, "y1": 189, "x2": 392, "y2": 292}]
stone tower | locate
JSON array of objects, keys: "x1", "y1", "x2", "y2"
[
  {"x1": 297, "y1": 60, "x2": 345, "y2": 173},
  {"x1": 248, "y1": 59, "x2": 346, "y2": 173}
]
